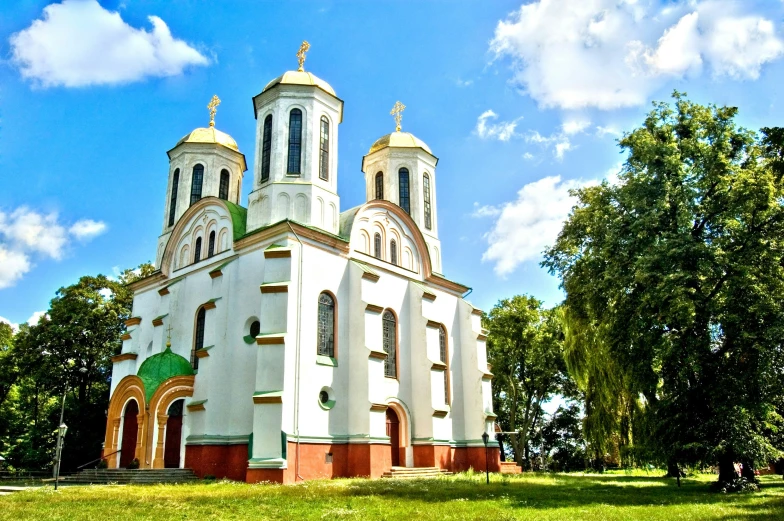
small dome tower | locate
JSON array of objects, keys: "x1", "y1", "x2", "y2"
[
  {"x1": 155, "y1": 96, "x2": 247, "y2": 267},
  {"x1": 361, "y1": 102, "x2": 443, "y2": 273},
  {"x1": 247, "y1": 42, "x2": 344, "y2": 235}
]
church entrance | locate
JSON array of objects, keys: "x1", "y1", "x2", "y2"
[
  {"x1": 164, "y1": 399, "x2": 184, "y2": 468},
  {"x1": 119, "y1": 400, "x2": 139, "y2": 468},
  {"x1": 386, "y1": 408, "x2": 401, "y2": 466}
]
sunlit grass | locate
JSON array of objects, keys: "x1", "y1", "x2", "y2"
[{"x1": 2, "y1": 471, "x2": 783, "y2": 520}]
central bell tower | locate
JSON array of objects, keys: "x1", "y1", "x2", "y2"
[{"x1": 247, "y1": 42, "x2": 344, "y2": 235}]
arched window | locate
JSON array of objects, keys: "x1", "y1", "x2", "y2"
[
  {"x1": 190, "y1": 164, "x2": 204, "y2": 206},
  {"x1": 317, "y1": 292, "x2": 335, "y2": 358},
  {"x1": 208, "y1": 231, "x2": 216, "y2": 257},
  {"x1": 382, "y1": 310, "x2": 397, "y2": 378},
  {"x1": 168, "y1": 168, "x2": 179, "y2": 227},
  {"x1": 319, "y1": 116, "x2": 329, "y2": 181},
  {"x1": 261, "y1": 115, "x2": 272, "y2": 182},
  {"x1": 374, "y1": 233, "x2": 382, "y2": 259},
  {"x1": 423, "y1": 174, "x2": 432, "y2": 230},
  {"x1": 192, "y1": 307, "x2": 206, "y2": 369},
  {"x1": 390, "y1": 239, "x2": 398, "y2": 266},
  {"x1": 287, "y1": 109, "x2": 303, "y2": 174},
  {"x1": 194, "y1": 237, "x2": 202, "y2": 263},
  {"x1": 440, "y1": 325, "x2": 449, "y2": 404},
  {"x1": 375, "y1": 172, "x2": 384, "y2": 200},
  {"x1": 398, "y1": 168, "x2": 410, "y2": 214},
  {"x1": 219, "y1": 169, "x2": 230, "y2": 200}
]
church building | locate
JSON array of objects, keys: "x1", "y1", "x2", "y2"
[{"x1": 104, "y1": 43, "x2": 499, "y2": 483}]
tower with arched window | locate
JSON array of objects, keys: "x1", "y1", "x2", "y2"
[
  {"x1": 246, "y1": 65, "x2": 344, "y2": 236},
  {"x1": 361, "y1": 126, "x2": 443, "y2": 273}
]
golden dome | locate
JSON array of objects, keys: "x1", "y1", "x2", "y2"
[
  {"x1": 368, "y1": 131, "x2": 432, "y2": 155},
  {"x1": 262, "y1": 70, "x2": 336, "y2": 97},
  {"x1": 175, "y1": 126, "x2": 239, "y2": 153}
]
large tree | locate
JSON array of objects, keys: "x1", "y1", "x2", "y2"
[
  {"x1": 544, "y1": 93, "x2": 784, "y2": 486},
  {"x1": 485, "y1": 295, "x2": 569, "y2": 468}
]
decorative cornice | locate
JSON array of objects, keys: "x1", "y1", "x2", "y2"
[
  {"x1": 362, "y1": 271, "x2": 380, "y2": 282},
  {"x1": 426, "y1": 320, "x2": 442, "y2": 329},
  {"x1": 477, "y1": 334, "x2": 487, "y2": 341},
  {"x1": 124, "y1": 317, "x2": 141, "y2": 327},
  {"x1": 187, "y1": 400, "x2": 207, "y2": 412},
  {"x1": 368, "y1": 349, "x2": 388, "y2": 360},
  {"x1": 365, "y1": 304, "x2": 383, "y2": 314},
  {"x1": 152, "y1": 314, "x2": 167, "y2": 327},
  {"x1": 256, "y1": 334, "x2": 285, "y2": 345},
  {"x1": 202, "y1": 298, "x2": 219, "y2": 310},
  {"x1": 482, "y1": 372, "x2": 494, "y2": 380},
  {"x1": 422, "y1": 292, "x2": 437, "y2": 302},
  {"x1": 195, "y1": 346, "x2": 212, "y2": 359},
  {"x1": 432, "y1": 409, "x2": 448, "y2": 418},
  {"x1": 260, "y1": 282, "x2": 289, "y2": 293},
  {"x1": 120, "y1": 332, "x2": 132, "y2": 341},
  {"x1": 127, "y1": 271, "x2": 166, "y2": 293},
  {"x1": 471, "y1": 308, "x2": 484, "y2": 316},
  {"x1": 253, "y1": 391, "x2": 283, "y2": 404},
  {"x1": 431, "y1": 361, "x2": 447, "y2": 371},
  {"x1": 158, "y1": 287, "x2": 170, "y2": 296},
  {"x1": 264, "y1": 249, "x2": 291, "y2": 259},
  {"x1": 369, "y1": 403, "x2": 388, "y2": 411},
  {"x1": 111, "y1": 352, "x2": 138, "y2": 363}
]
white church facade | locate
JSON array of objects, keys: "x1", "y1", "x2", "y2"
[{"x1": 104, "y1": 45, "x2": 499, "y2": 482}]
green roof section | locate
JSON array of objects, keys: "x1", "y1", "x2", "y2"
[
  {"x1": 223, "y1": 201, "x2": 247, "y2": 240},
  {"x1": 350, "y1": 259, "x2": 379, "y2": 277},
  {"x1": 153, "y1": 314, "x2": 168, "y2": 322},
  {"x1": 137, "y1": 347, "x2": 195, "y2": 402},
  {"x1": 265, "y1": 243, "x2": 286, "y2": 250},
  {"x1": 209, "y1": 258, "x2": 236, "y2": 275}
]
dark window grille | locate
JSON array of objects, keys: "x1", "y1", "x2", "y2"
[
  {"x1": 440, "y1": 326, "x2": 449, "y2": 404},
  {"x1": 383, "y1": 310, "x2": 397, "y2": 378},
  {"x1": 193, "y1": 307, "x2": 206, "y2": 369},
  {"x1": 390, "y1": 240, "x2": 398, "y2": 266},
  {"x1": 375, "y1": 172, "x2": 383, "y2": 199},
  {"x1": 250, "y1": 320, "x2": 260, "y2": 338},
  {"x1": 219, "y1": 170, "x2": 230, "y2": 200},
  {"x1": 319, "y1": 116, "x2": 329, "y2": 181},
  {"x1": 374, "y1": 233, "x2": 382, "y2": 259},
  {"x1": 424, "y1": 174, "x2": 432, "y2": 230},
  {"x1": 398, "y1": 168, "x2": 410, "y2": 214},
  {"x1": 261, "y1": 115, "x2": 272, "y2": 182},
  {"x1": 208, "y1": 231, "x2": 216, "y2": 257},
  {"x1": 317, "y1": 292, "x2": 335, "y2": 357},
  {"x1": 287, "y1": 109, "x2": 302, "y2": 174},
  {"x1": 193, "y1": 237, "x2": 202, "y2": 263},
  {"x1": 190, "y1": 164, "x2": 204, "y2": 206},
  {"x1": 168, "y1": 169, "x2": 179, "y2": 227}
]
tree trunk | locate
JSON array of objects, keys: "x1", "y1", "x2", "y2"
[
  {"x1": 665, "y1": 460, "x2": 685, "y2": 478},
  {"x1": 740, "y1": 459, "x2": 757, "y2": 483},
  {"x1": 717, "y1": 453, "x2": 737, "y2": 484}
]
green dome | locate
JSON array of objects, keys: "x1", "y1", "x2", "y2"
[{"x1": 137, "y1": 347, "x2": 194, "y2": 402}]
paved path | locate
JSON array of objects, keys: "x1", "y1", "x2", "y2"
[{"x1": 0, "y1": 486, "x2": 30, "y2": 495}]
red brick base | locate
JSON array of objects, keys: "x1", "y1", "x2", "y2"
[{"x1": 186, "y1": 441, "x2": 501, "y2": 483}]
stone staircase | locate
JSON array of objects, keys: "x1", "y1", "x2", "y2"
[
  {"x1": 382, "y1": 466, "x2": 452, "y2": 479},
  {"x1": 60, "y1": 468, "x2": 199, "y2": 485}
]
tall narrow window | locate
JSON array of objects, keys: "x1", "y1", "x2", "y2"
[
  {"x1": 317, "y1": 292, "x2": 335, "y2": 357},
  {"x1": 423, "y1": 174, "x2": 432, "y2": 230},
  {"x1": 193, "y1": 307, "x2": 206, "y2": 370},
  {"x1": 168, "y1": 169, "x2": 179, "y2": 227},
  {"x1": 440, "y1": 325, "x2": 449, "y2": 404},
  {"x1": 390, "y1": 239, "x2": 398, "y2": 266},
  {"x1": 375, "y1": 172, "x2": 384, "y2": 200},
  {"x1": 287, "y1": 109, "x2": 302, "y2": 174},
  {"x1": 208, "y1": 231, "x2": 216, "y2": 257},
  {"x1": 382, "y1": 310, "x2": 397, "y2": 378},
  {"x1": 398, "y1": 168, "x2": 410, "y2": 214},
  {"x1": 190, "y1": 164, "x2": 204, "y2": 206},
  {"x1": 193, "y1": 237, "x2": 202, "y2": 263},
  {"x1": 219, "y1": 170, "x2": 230, "y2": 200},
  {"x1": 261, "y1": 115, "x2": 273, "y2": 182},
  {"x1": 374, "y1": 233, "x2": 382, "y2": 259},
  {"x1": 319, "y1": 116, "x2": 329, "y2": 181}
]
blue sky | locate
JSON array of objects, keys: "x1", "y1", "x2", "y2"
[{"x1": 2, "y1": 0, "x2": 784, "y2": 327}]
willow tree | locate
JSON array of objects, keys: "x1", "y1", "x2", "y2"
[
  {"x1": 544, "y1": 93, "x2": 784, "y2": 487},
  {"x1": 485, "y1": 295, "x2": 568, "y2": 468}
]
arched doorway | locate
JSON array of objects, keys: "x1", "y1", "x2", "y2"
[
  {"x1": 386, "y1": 408, "x2": 401, "y2": 467},
  {"x1": 164, "y1": 399, "x2": 184, "y2": 468},
  {"x1": 119, "y1": 400, "x2": 139, "y2": 468}
]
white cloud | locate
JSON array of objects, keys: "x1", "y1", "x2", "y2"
[
  {"x1": 471, "y1": 202, "x2": 502, "y2": 218},
  {"x1": 523, "y1": 152, "x2": 535, "y2": 160},
  {"x1": 526, "y1": 130, "x2": 572, "y2": 160},
  {"x1": 10, "y1": 0, "x2": 209, "y2": 88},
  {"x1": 0, "y1": 207, "x2": 106, "y2": 289},
  {"x1": 562, "y1": 119, "x2": 591, "y2": 135},
  {"x1": 481, "y1": 175, "x2": 597, "y2": 276},
  {"x1": 0, "y1": 316, "x2": 19, "y2": 332},
  {"x1": 475, "y1": 110, "x2": 521, "y2": 141},
  {"x1": 70, "y1": 219, "x2": 107, "y2": 240},
  {"x1": 596, "y1": 125, "x2": 622, "y2": 138},
  {"x1": 490, "y1": 0, "x2": 784, "y2": 110},
  {"x1": 26, "y1": 311, "x2": 47, "y2": 326}
]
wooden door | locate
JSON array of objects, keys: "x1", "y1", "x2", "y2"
[
  {"x1": 119, "y1": 400, "x2": 139, "y2": 468},
  {"x1": 164, "y1": 400, "x2": 184, "y2": 468},
  {"x1": 386, "y1": 408, "x2": 400, "y2": 467}
]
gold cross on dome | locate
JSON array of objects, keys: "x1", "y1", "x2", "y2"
[
  {"x1": 207, "y1": 95, "x2": 221, "y2": 127},
  {"x1": 297, "y1": 41, "x2": 311, "y2": 72},
  {"x1": 165, "y1": 322, "x2": 173, "y2": 348},
  {"x1": 390, "y1": 101, "x2": 406, "y2": 132}
]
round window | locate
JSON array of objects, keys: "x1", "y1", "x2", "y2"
[
  {"x1": 318, "y1": 386, "x2": 335, "y2": 410},
  {"x1": 319, "y1": 391, "x2": 329, "y2": 404},
  {"x1": 250, "y1": 320, "x2": 260, "y2": 337}
]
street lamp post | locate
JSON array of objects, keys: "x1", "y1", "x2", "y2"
[
  {"x1": 54, "y1": 422, "x2": 68, "y2": 490},
  {"x1": 481, "y1": 431, "x2": 490, "y2": 485}
]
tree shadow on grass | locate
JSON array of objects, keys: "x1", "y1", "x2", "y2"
[{"x1": 336, "y1": 473, "x2": 784, "y2": 515}]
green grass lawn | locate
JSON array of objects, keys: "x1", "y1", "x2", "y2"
[{"x1": 2, "y1": 471, "x2": 783, "y2": 520}]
